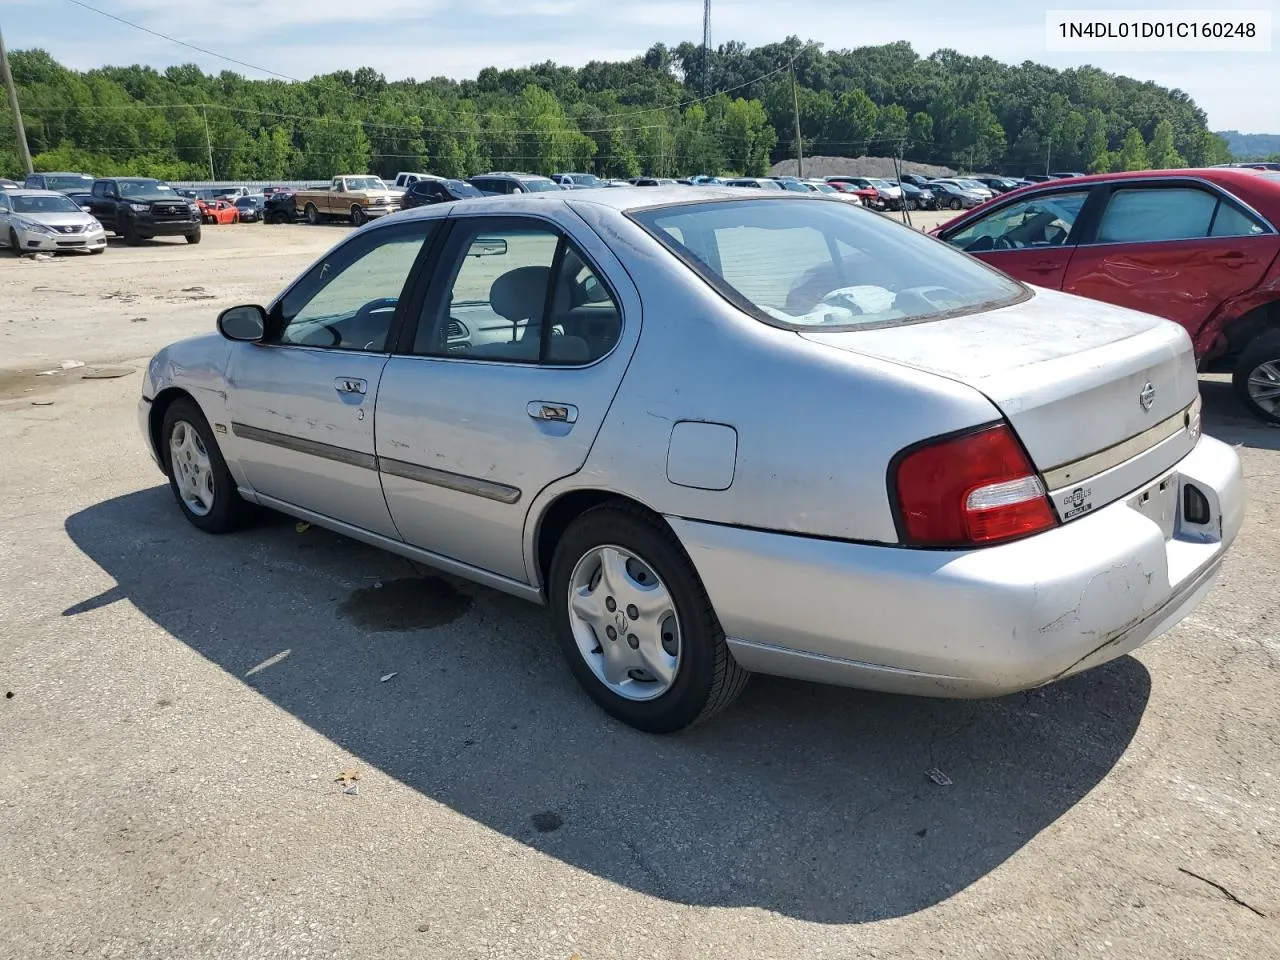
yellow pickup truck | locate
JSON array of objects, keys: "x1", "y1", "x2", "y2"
[{"x1": 295, "y1": 176, "x2": 399, "y2": 226}]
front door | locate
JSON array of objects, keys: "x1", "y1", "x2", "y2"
[
  {"x1": 940, "y1": 187, "x2": 1093, "y2": 290},
  {"x1": 225, "y1": 218, "x2": 439, "y2": 537},
  {"x1": 89, "y1": 181, "x2": 118, "y2": 232},
  {"x1": 1061, "y1": 182, "x2": 1280, "y2": 341},
  {"x1": 375, "y1": 214, "x2": 638, "y2": 582}
]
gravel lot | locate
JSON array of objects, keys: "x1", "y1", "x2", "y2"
[{"x1": 1, "y1": 217, "x2": 1277, "y2": 960}]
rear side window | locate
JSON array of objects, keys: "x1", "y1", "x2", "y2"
[{"x1": 1095, "y1": 187, "x2": 1267, "y2": 243}]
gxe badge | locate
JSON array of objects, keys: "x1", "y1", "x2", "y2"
[{"x1": 1139, "y1": 381, "x2": 1155, "y2": 411}]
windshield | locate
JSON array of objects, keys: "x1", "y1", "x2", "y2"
[
  {"x1": 632, "y1": 199, "x2": 1025, "y2": 330},
  {"x1": 343, "y1": 177, "x2": 385, "y2": 191},
  {"x1": 44, "y1": 175, "x2": 94, "y2": 191},
  {"x1": 119, "y1": 180, "x2": 175, "y2": 199},
  {"x1": 520, "y1": 179, "x2": 562, "y2": 193},
  {"x1": 12, "y1": 193, "x2": 82, "y2": 214},
  {"x1": 445, "y1": 179, "x2": 484, "y2": 197},
  {"x1": 570, "y1": 174, "x2": 601, "y2": 186},
  {"x1": 779, "y1": 180, "x2": 809, "y2": 192},
  {"x1": 810, "y1": 183, "x2": 838, "y2": 194}
]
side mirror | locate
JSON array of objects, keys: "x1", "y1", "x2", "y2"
[{"x1": 217, "y1": 304, "x2": 267, "y2": 342}]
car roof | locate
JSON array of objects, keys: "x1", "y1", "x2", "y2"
[
  {"x1": 105, "y1": 176, "x2": 164, "y2": 182},
  {"x1": 989, "y1": 167, "x2": 1280, "y2": 210},
  {"x1": 31, "y1": 171, "x2": 91, "y2": 177},
  {"x1": 388, "y1": 185, "x2": 813, "y2": 218},
  {"x1": 5, "y1": 188, "x2": 72, "y2": 198}
]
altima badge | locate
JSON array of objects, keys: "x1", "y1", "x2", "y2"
[{"x1": 1139, "y1": 382, "x2": 1155, "y2": 411}]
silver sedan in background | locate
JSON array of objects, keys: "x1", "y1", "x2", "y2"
[
  {"x1": 138, "y1": 189, "x2": 1242, "y2": 732},
  {"x1": 0, "y1": 188, "x2": 107, "y2": 255}
]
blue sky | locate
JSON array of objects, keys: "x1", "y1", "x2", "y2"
[{"x1": 3, "y1": 0, "x2": 1276, "y2": 132}]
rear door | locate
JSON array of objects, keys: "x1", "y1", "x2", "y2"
[
  {"x1": 374, "y1": 211, "x2": 640, "y2": 583},
  {"x1": 939, "y1": 186, "x2": 1096, "y2": 289},
  {"x1": 1061, "y1": 180, "x2": 1280, "y2": 343}
]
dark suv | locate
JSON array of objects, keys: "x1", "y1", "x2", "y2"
[
  {"x1": 24, "y1": 171, "x2": 95, "y2": 194},
  {"x1": 89, "y1": 178, "x2": 202, "y2": 245},
  {"x1": 400, "y1": 177, "x2": 484, "y2": 209},
  {"x1": 468, "y1": 172, "x2": 562, "y2": 195}
]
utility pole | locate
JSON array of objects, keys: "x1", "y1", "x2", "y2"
[
  {"x1": 790, "y1": 59, "x2": 803, "y2": 179},
  {"x1": 1045, "y1": 134, "x2": 1052, "y2": 176},
  {"x1": 201, "y1": 105, "x2": 215, "y2": 180},
  {"x1": 701, "y1": 0, "x2": 712, "y2": 100},
  {"x1": 0, "y1": 22, "x2": 33, "y2": 176}
]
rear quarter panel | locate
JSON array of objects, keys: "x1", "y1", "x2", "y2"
[{"x1": 529, "y1": 203, "x2": 1002, "y2": 553}]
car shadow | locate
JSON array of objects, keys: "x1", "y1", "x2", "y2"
[
  {"x1": 1200, "y1": 376, "x2": 1280, "y2": 451},
  {"x1": 65, "y1": 488, "x2": 1151, "y2": 924}
]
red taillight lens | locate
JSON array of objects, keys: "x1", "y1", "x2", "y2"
[{"x1": 892, "y1": 424, "x2": 1058, "y2": 547}]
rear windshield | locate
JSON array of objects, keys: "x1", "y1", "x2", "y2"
[
  {"x1": 630, "y1": 197, "x2": 1027, "y2": 330},
  {"x1": 521, "y1": 179, "x2": 561, "y2": 193}
]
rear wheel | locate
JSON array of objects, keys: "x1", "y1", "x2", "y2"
[
  {"x1": 1232, "y1": 329, "x2": 1280, "y2": 425},
  {"x1": 160, "y1": 397, "x2": 251, "y2": 533},
  {"x1": 305, "y1": 203, "x2": 320, "y2": 225},
  {"x1": 548, "y1": 502, "x2": 749, "y2": 733}
]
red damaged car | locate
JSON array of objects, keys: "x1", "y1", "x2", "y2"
[{"x1": 933, "y1": 168, "x2": 1280, "y2": 423}]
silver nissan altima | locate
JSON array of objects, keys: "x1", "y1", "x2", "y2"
[
  {"x1": 0, "y1": 188, "x2": 107, "y2": 254},
  {"x1": 138, "y1": 188, "x2": 1243, "y2": 733}
]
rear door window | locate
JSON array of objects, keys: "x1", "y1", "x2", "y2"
[{"x1": 1094, "y1": 187, "x2": 1217, "y2": 243}]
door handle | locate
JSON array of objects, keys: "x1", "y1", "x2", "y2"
[
  {"x1": 1214, "y1": 251, "x2": 1250, "y2": 268},
  {"x1": 527, "y1": 401, "x2": 578, "y2": 424},
  {"x1": 1027, "y1": 260, "x2": 1062, "y2": 274},
  {"x1": 335, "y1": 377, "x2": 367, "y2": 395}
]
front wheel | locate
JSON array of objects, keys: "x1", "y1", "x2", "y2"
[
  {"x1": 548, "y1": 503, "x2": 749, "y2": 733},
  {"x1": 305, "y1": 203, "x2": 320, "y2": 225},
  {"x1": 350, "y1": 204, "x2": 367, "y2": 226},
  {"x1": 186, "y1": 228, "x2": 202, "y2": 245},
  {"x1": 1232, "y1": 329, "x2": 1280, "y2": 425},
  {"x1": 160, "y1": 397, "x2": 251, "y2": 533},
  {"x1": 948, "y1": 198, "x2": 962, "y2": 210},
  {"x1": 121, "y1": 219, "x2": 142, "y2": 245},
  {"x1": 7, "y1": 228, "x2": 20, "y2": 256}
]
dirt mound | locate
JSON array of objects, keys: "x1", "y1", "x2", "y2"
[{"x1": 769, "y1": 155, "x2": 955, "y2": 179}]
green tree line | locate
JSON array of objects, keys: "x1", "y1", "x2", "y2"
[{"x1": 0, "y1": 37, "x2": 1231, "y2": 182}]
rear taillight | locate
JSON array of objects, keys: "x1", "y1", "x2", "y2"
[{"x1": 891, "y1": 423, "x2": 1058, "y2": 547}]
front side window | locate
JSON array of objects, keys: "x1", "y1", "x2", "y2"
[
  {"x1": 632, "y1": 198, "x2": 1026, "y2": 329},
  {"x1": 276, "y1": 220, "x2": 435, "y2": 352},
  {"x1": 945, "y1": 190, "x2": 1089, "y2": 252},
  {"x1": 414, "y1": 220, "x2": 621, "y2": 365},
  {"x1": 1095, "y1": 187, "x2": 1219, "y2": 243}
]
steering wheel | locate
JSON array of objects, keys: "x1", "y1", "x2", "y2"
[
  {"x1": 353, "y1": 297, "x2": 399, "y2": 321},
  {"x1": 991, "y1": 236, "x2": 1016, "y2": 251}
]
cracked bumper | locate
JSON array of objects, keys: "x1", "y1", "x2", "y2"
[{"x1": 668, "y1": 434, "x2": 1243, "y2": 698}]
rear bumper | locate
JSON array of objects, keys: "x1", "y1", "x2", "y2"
[{"x1": 668, "y1": 434, "x2": 1243, "y2": 698}]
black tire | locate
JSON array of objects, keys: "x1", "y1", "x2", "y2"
[
  {"x1": 350, "y1": 204, "x2": 367, "y2": 226},
  {"x1": 7, "y1": 228, "x2": 20, "y2": 256},
  {"x1": 948, "y1": 197, "x2": 962, "y2": 210},
  {"x1": 90, "y1": 246, "x2": 105, "y2": 255},
  {"x1": 160, "y1": 397, "x2": 251, "y2": 534},
  {"x1": 305, "y1": 203, "x2": 320, "y2": 225},
  {"x1": 1232, "y1": 329, "x2": 1280, "y2": 425},
  {"x1": 548, "y1": 502, "x2": 749, "y2": 733},
  {"x1": 121, "y1": 219, "x2": 142, "y2": 246},
  {"x1": 186, "y1": 228, "x2": 202, "y2": 245}
]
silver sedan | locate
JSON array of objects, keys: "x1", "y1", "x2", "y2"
[
  {"x1": 0, "y1": 188, "x2": 107, "y2": 255},
  {"x1": 138, "y1": 188, "x2": 1243, "y2": 732}
]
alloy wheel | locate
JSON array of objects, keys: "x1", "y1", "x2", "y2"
[
  {"x1": 566, "y1": 544, "x2": 682, "y2": 701},
  {"x1": 169, "y1": 420, "x2": 215, "y2": 517}
]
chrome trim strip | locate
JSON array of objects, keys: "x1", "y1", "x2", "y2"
[
  {"x1": 231, "y1": 423, "x2": 523, "y2": 503},
  {"x1": 250, "y1": 492, "x2": 544, "y2": 603},
  {"x1": 1042, "y1": 400, "x2": 1195, "y2": 490},
  {"x1": 230, "y1": 421, "x2": 377, "y2": 471},
  {"x1": 379, "y1": 456, "x2": 522, "y2": 504}
]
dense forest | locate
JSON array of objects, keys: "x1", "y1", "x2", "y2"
[
  {"x1": 1218, "y1": 130, "x2": 1280, "y2": 161},
  {"x1": 0, "y1": 37, "x2": 1235, "y2": 182}
]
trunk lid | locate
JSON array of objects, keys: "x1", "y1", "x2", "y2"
[{"x1": 799, "y1": 287, "x2": 1199, "y2": 472}]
